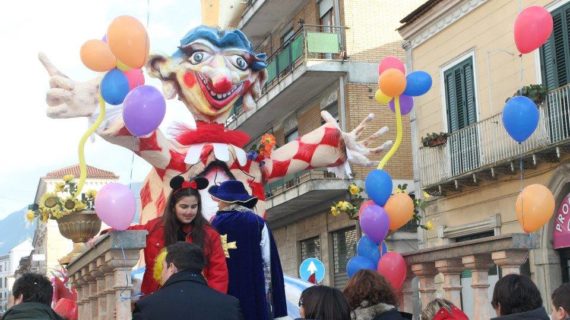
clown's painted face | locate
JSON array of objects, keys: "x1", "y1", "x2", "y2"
[
  {"x1": 176, "y1": 41, "x2": 253, "y2": 118},
  {"x1": 148, "y1": 27, "x2": 267, "y2": 122}
]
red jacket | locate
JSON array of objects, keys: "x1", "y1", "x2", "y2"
[{"x1": 130, "y1": 217, "x2": 228, "y2": 295}]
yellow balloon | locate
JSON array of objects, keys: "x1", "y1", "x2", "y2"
[
  {"x1": 116, "y1": 60, "x2": 131, "y2": 71},
  {"x1": 515, "y1": 184, "x2": 555, "y2": 233},
  {"x1": 385, "y1": 193, "x2": 415, "y2": 231},
  {"x1": 375, "y1": 89, "x2": 392, "y2": 105}
]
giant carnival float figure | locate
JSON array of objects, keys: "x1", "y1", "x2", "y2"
[{"x1": 40, "y1": 25, "x2": 390, "y2": 319}]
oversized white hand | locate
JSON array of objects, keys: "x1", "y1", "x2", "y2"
[
  {"x1": 39, "y1": 52, "x2": 100, "y2": 119},
  {"x1": 321, "y1": 111, "x2": 392, "y2": 167}
]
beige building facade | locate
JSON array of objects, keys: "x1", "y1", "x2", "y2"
[
  {"x1": 205, "y1": 0, "x2": 424, "y2": 289},
  {"x1": 398, "y1": 0, "x2": 570, "y2": 318}
]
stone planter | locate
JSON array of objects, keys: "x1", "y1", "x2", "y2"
[{"x1": 57, "y1": 211, "x2": 102, "y2": 265}]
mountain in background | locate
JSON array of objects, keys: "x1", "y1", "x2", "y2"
[{"x1": 0, "y1": 207, "x2": 35, "y2": 255}]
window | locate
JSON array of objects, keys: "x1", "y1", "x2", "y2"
[
  {"x1": 444, "y1": 56, "x2": 480, "y2": 175},
  {"x1": 540, "y1": 2, "x2": 570, "y2": 90},
  {"x1": 281, "y1": 28, "x2": 295, "y2": 46},
  {"x1": 300, "y1": 236, "x2": 321, "y2": 262},
  {"x1": 331, "y1": 227, "x2": 357, "y2": 288},
  {"x1": 285, "y1": 129, "x2": 299, "y2": 143},
  {"x1": 321, "y1": 102, "x2": 339, "y2": 125}
]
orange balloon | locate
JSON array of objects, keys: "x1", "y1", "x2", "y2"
[
  {"x1": 515, "y1": 184, "x2": 555, "y2": 233},
  {"x1": 107, "y1": 16, "x2": 149, "y2": 69},
  {"x1": 379, "y1": 69, "x2": 406, "y2": 97},
  {"x1": 384, "y1": 193, "x2": 414, "y2": 231},
  {"x1": 80, "y1": 39, "x2": 116, "y2": 72}
]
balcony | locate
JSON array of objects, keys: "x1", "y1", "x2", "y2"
[
  {"x1": 226, "y1": 25, "x2": 347, "y2": 139},
  {"x1": 420, "y1": 84, "x2": 570, "y2": 195},
  {"x1": 238, "y1": 0, "x2": 307, "y2": 46},
  {"x1": 265, "y1": 169, "x2": 357, "y2": 228}
]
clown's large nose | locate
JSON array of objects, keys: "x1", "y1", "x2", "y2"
[{"x1": 211, "y1": 76, "x2": 233, "y2": 94}]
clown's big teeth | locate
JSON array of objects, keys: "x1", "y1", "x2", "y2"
[{"x1": 198, "y1": 73, "x2": 241, "y2": 101}]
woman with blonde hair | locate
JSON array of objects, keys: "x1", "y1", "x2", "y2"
[{"x1": 421, "y1": 298, "x2": 468, "y2": 320}]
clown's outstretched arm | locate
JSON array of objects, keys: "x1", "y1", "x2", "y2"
[
  {"x1": 264, "y1": 111, "x2": 392, "y2": 181},
  {"x1": 39, "y1": 53, "x2": 179, "y2": 172}
]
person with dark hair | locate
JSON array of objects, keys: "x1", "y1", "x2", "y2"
[
  {"x1": 421, "y1": 298, "x2": 468, "y2": 320},
  {"x1": 210, "y1": 180, "x2": 287, "y2": 320},
  {"x1": 343, "y1": 270, "x2": 411, "y2": 320},
  {"x1": 127, "y1": 176, "x2": 228, "y2": 296},
  {"x1": 133, "y1": 242, "x2": 243, "y2": 320},
  {"x1": 2, "y1": 273, "x2": 64, "y2": 320},
  {"x1": 296, "y1": 285, "x2": 351, "y2": 320},
  {"x1": 551, "y1": 283, "x2": 570, "y2": 320},
  {"x1": 490, "y1": 274, "x2": 548, "y2": 319}
]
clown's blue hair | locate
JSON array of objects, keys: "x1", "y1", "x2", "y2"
[{"x1": 173, "y1": 25, "x2": 267, "y2": 71}]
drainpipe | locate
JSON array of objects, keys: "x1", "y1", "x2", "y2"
[
  {"x1": 339, "y1": 76, "x2": 347, "y2": 131},
  {"x1": 402, "y1": 40, "x2": 425, "y2": 248}
]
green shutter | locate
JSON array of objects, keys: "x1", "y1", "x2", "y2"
[
  {"x1": 445, "y1": 57, "x2": 475, "y2": 132},
  {"x1": 540, "y1": 3, "x2": 570, "y2": 89}
]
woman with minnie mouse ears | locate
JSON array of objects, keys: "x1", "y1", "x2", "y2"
[{"x1": 127, "y1": 176, "x2": 228, "y2": 296}]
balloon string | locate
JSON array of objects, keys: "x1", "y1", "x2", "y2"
[
  {"x1": 75, "y1": 96, "x2": 106, "y2": 197},
  {"x1": 378, "y1": 96, "x2": 403, "y2": 169},
  {"x1": 519, "y1": 150, "x2": 525, "y2": 232}
]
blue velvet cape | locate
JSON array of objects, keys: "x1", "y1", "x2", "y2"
[{"x1": 212, "y1": 209, "x2": 287, "y2": 320}]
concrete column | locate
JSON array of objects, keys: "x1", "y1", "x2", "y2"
[
  {"x1": 491, "y1": 250, "x2": 528, "y2": 276},
  {"x1": 435, "y1": 259, "x2": 464, "y2": 308},
  {"x1": 463, "y1": 255, "x2": 494, "y2": 320},
  {"x1": 411, "y1": 263, "x2": 437, "y2": 309}
]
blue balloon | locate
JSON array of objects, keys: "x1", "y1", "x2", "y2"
[
  {"x1": 403, "y1": 71, "x2": 432, "y2": 96},
  {"x1": 346, "y1": 256, "x2": 376, "y2": 278},
  {"x1": 365, "y1": 169, "x2": 393, "y2": 206},
  {"x1": 502, "y1": 96, "x2": 539, "y2": 143},
  {"x1": 357, "y1": 235, "x2": 380, "y2": 265},
  {"x1": 101, "y1": 69, "x2": 130, "y2": 105}
]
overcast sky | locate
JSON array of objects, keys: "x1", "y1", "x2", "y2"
[{"x1": 0, "y1": 0, "x2": 202, "y2": 218}]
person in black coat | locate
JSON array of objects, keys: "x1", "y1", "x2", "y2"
[
  {"x1": 343, "y1": 270, "x2": 411, "y2": 320},
  {"x1": 132, "y1": 242, "x2": 243, "y2": 320},
  {"x1": 2, "y1": 273, "x2": 64, "y2": 320},
  {"x1": 491, "y1": 274, "x2": 549, "y2": 320},
  {"x1": 295, "y1": 285, "x2": 351, "y2": 320}
]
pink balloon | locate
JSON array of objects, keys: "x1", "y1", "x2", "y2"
[
  {"x1": 514, "y1": 6, "x2": 553, "y2": 54},
  {"x1": 95, "y1": 183, "x2": 136, "y2": 230},
  {"x1": 377, "y1": 252, "x2": 407, "y2": 290},
  {"x1": 378, "y1": 56, "x2": 405, "y2": 75},
  {"x1": 124, "y1": 68, "x2": 145, "y2": 90}
]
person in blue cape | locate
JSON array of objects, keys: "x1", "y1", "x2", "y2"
[{"x1": 209, "y1": 180, "x2": 287, "y2": 320}]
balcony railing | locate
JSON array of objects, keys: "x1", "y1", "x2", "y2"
[
  {"x1": 265, "y1": 169, "x2": 339, "y2": 199},
  {"x1": 264, "y1": 25, "x2": 346, "y2": 88},
  {"x1": 225, "y1": 24, "x2": 346, "y2": 127},
  {"x1": 420, "y1": 83, "x2": 570, "y2": 189}
]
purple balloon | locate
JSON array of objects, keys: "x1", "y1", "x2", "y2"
[
  {"x1": 123, "y1": 85, "x2": 166, "y2": 137},
  {"x1": 389, "y1": 95, "x2": 414, "y2": 115},
  {"x1": 359, "y1": 204, "x2": 390, "y2": 244},
  {"x1": 95, "y1": 183, "x2": 136, "y2": 230}
]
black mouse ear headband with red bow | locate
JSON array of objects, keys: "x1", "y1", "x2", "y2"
[{"x1": 170, "y1": 176, "x2": 209, "y2": 191}]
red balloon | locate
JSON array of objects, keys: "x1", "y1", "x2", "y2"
[
  {"x1": 378, "y1": 56, "x2": 405, "y2": 75},
  {"x1": 377, "y1": 252, "x2": 407, "y2": 290},
  {"x1": 514, "y1": 6, "x2": 553, "y2": 54},
  {"x1": 54, "y1": 298, "x2": 78, "y2": 320}
]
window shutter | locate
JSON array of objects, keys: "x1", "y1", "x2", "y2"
[
  {"x1": 332, "y1": 227, "x2": 357, "y2": 289},
  {"x1": 463, "y1": 61, "x2": 477, "y2": 124},
  {"x1": 541, "y1": 4, "x2": 570, "y2": 89},
  {"x1": 445, "y1": 71, "x2": 459, "y2": 132},
  {"x1": 445, "y1": 57, "x2": 475, "y2": 132}
]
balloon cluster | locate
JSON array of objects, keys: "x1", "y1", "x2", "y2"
[
  {"x1": 80, "y1": 15, "x2": 166, "y2": 137},
  {"x1": 347, "y1": 56, "x2": 433, "y2": 290},
  {"x1": 503, "y1": 6, "x2": 555, "y2": 234},
  {"x1": 374, "y1": 56, "x2": 432, "y2": 115}
]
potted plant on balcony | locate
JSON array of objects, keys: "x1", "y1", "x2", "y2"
[
  {"x1": 330, "y1": 183, "x2": 364, "y2": 220},
  {"x1": 421, "y1": 132, "x2": 449, "y2": 147},
  {"x1": 507, "y1": 84, "x2": 548, "y2": 106},
  {"x1": 26, "y1": 174, "x2": 101, "y2": 265}
]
